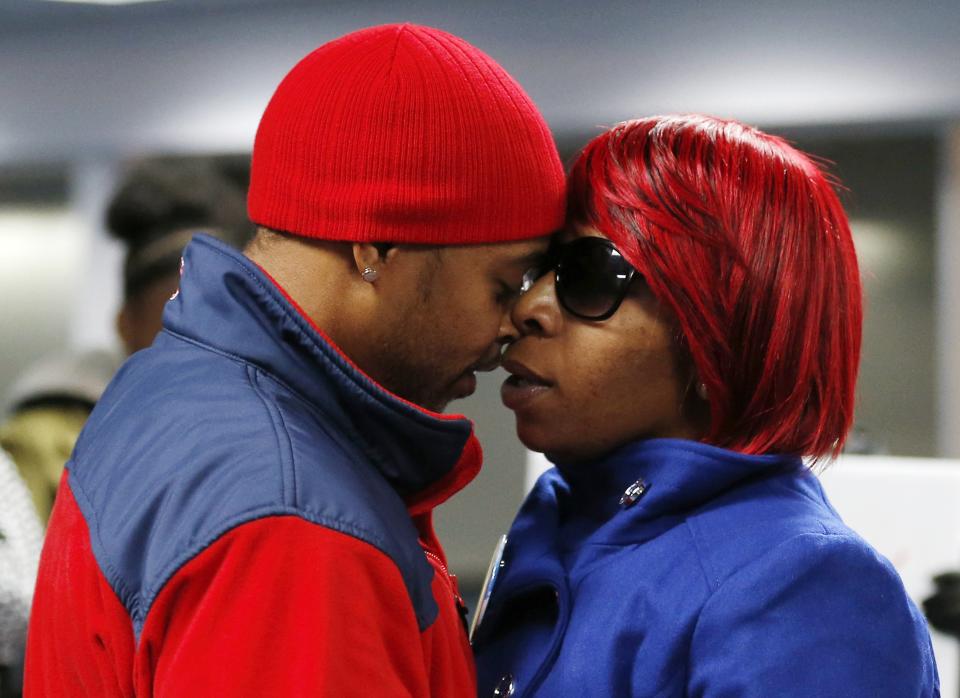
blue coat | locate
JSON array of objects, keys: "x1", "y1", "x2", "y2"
[{"x1": 473, "y1": 439, "x2": 939, "y2": 697}]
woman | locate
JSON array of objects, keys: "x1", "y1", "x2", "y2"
[{"x1": 472, "y1": 115, "x2": 939, "y2": 697}]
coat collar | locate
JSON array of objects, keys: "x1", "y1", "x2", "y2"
[
  {"x1": 161, "y1": 234, "x2": 481, "y2": 510},
  {"x1": 474, "y1": 439, "x2": 806, "y2": 647},
  {"x1": 553, "y1": 438, "x2": 804, "y2": 531},
  {"x1": 501, "y1": 439, "x2": 806, "y2": 578}
]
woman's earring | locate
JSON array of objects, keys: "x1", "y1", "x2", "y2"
[
  {"x1": 361, "y1": 266, "x2": 379, "y2": 283},
  {"x1": 696, "y1": 382, "x2": 709, "y2": 401}
]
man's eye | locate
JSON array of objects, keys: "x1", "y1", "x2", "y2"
[{"x1": 497, "y1": 282, "x2": 520, "y2": 304}]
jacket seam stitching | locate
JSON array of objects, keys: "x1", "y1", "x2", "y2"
[
  {"x1": 109, "y1": 351, "x2": 436, "y2": 633},
  {"x1": 160, "y1": 328, "x2": 331, "y2": 420},
  {"x1": 687, "y1": 529, "x2": 852, "y2": 665},
  {"x1": 137, "y1": 507, "x2": 397, "y2": 639},
  {"x1": 159, "y1": 328, "x2": 434, "y2": 484},
  {"x1": 68, "y1": 471, "x2": 141, "y2": 624},
  {"x1": 245, "y1": 365, "x2": 297, "y2": 507},
  {"x1": 684, "y1": 517, "x2": 720, "y2": 592}
]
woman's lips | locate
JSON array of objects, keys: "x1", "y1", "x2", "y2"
[{"x1": 500, "y1": 359, "x2": 552, "y2": 410}]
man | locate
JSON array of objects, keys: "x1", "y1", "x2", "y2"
[{"x1": 25, "y1": 23, "x2": 564, "y2": 697}]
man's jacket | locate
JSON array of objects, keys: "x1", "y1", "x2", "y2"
[{"x1": 25, "y1": 235, "x2": 480, "y2": 697}]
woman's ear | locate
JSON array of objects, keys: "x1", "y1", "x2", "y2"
[{"x1": 679, "y1": 363, "x2": 712, "y2": 438}]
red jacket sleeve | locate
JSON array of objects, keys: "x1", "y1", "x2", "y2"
[{"x1": 138, "y1": 516, "x2": 430, "y2": 697}]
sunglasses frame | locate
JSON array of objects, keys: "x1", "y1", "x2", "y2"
[{"x1": 523, "y1": 237, "x2": 638, "y2": 321}]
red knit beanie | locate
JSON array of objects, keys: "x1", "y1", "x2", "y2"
[{"x1": 247, "y1": 24, "x2": 565, "y2": 244}]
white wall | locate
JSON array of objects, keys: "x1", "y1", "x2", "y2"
[
  {"x1": 0, "y1": 206, "x2": 82, "y2": 395},
  {"x1": 1, "y1": 0, "x2": 957, "y2": 354},
  {"x1": 0, "y1": 0, "x2": 958, "y2": 165},
  {"x1": 66, "y1": 159, "x2": 124, "y2": 351}
]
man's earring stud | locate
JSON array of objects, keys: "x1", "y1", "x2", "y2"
[
  {"x1": 361, "y1": 267, "x2": 379, "y2": 283},
  {"x1": 696, "y1": 382, "x2": 709, "y2": 400}
]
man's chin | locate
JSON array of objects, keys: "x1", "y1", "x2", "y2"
[
  {"x1": 414, "y1": 395, "x2": 450, "y2": 414},
  {"x1": 414, "y1": 373, "x2": 477, "y2": 414},
  {"x1": 450, "y1": 372, "x2": 478, "y2": 402},
  {"x1": 384, "y1": 371, "x2": 477, "y2": 415}
]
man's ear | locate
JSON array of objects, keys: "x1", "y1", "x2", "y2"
[
  {"x1": 351, "y1": 243, "x2": 397, "y2": 272},
  {"x1": 352, "y1": 243, "x2": 400, "y2": 281},
  {"x1": 352, "y1": 243, "x2": 378, "y2": 275}
]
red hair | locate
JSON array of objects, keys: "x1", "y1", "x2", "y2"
[{"x1": 568, "y1": 115, "x2": 862, "y2": 458}]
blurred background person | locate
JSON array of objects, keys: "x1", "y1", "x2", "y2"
[
  {"x1": 107, "y1": 158, "x2": 254, "y2": 355},
  {"x1": 926, "y1": 574, "x2": 960, "y2": 640},
  {"x1": 0, "y1": 449, "x2": 43, "y2": 698},
  {"x1": 0, "y1": 157, "x2": 254, "y2": 525},
  {"x1": 0, "y1": 350, "x2": 117, "y2": 525}
]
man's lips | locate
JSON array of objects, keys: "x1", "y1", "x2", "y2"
[
  {"x1": 473, "y1": 354, "x2": 503, "y2": 373},
  {"x1": 500, "y1": 358, "x2": 553, "y2": 410},
  {"x1": 448, "y1": 350, "x2": 505, "y2": 402},
  {"x1": 448, "y1": 351, "x2": 504, "y2": 401}
]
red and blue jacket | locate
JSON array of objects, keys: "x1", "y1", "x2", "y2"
[{"x1": 25, "y1": 235, "x2": 480, "y2": 697}]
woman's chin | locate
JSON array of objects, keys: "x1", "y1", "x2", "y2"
[
  {"x1": 517, "y1": 420, "x2": 618, "y2": 464},
  {"x1": 516, "y1": 420, "x2": 541, "y2": 448},
  {"x1": 516, "y1": 420, "x2": 565, "y2": 460}
]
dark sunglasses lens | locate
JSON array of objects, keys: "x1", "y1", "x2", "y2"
[
  {"x1": 520, "y1": 264, "x2": 549, "y2": 293},
  {"x1": 520, "y1": 240, "x2": 564, "y2": 293},
  {"x1": 557, "y1": 239, "x2": 633, "y2": 319}
]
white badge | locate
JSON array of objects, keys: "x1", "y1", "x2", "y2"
[{"x1": 470, "y1": 533, "x2": 508, "y2": 643}]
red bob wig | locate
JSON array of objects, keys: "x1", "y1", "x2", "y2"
[{"x1": 568, "y1": 115, "x2": 862, "y2": 458}]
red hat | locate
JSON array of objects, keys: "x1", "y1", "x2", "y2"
[{"x1": 248, "y1": 24, "x2": 565, "y2": 244}]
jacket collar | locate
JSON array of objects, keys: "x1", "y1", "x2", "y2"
[
  {"x1": 554, "y1": 438, "x2": 803, "y2": 526},
  {"x1": 162, "y1": 234, "x2": 481, "y2": 509},
  {"x1": 550, "y1": 438, "x2": 804, "y2": 550},
  {"x1": 475, "y1": 439, "x2": 805, "y2": 644}
]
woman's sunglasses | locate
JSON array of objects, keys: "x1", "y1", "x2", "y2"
[{"x1": 521, "y1": 236, "x2": 639, "y2": 321}]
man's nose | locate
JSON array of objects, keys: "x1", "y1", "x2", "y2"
[{"x1": 475, "y1": 346, "x2": 503, "y2": 373}]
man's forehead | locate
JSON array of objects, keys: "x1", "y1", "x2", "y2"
[
  {"x1": 439, "y1": 236, "x2": 550, "y2": 270},
  {"x1": 490, "y1": 236, "x2": 551, "y2": 265}
]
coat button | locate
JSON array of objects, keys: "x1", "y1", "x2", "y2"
[
  {"x1": 493, "y1": 673, "x2": 515, "y2": 697},
  {"x1": 619, "y1": 479, "x2": 648, "y2": 507}
]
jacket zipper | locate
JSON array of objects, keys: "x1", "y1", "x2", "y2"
[{"x1": 423, "y1": 549, "x2": 470, "y2": 634}]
